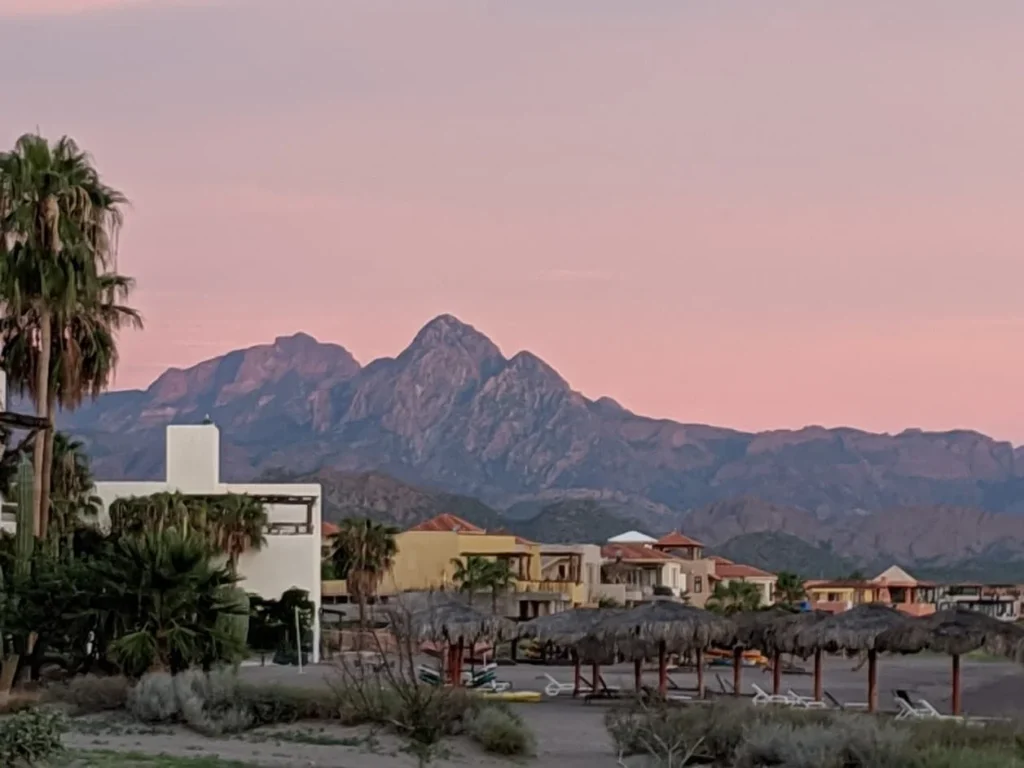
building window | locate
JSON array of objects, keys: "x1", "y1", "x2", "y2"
[
  {"x1": 558, "y1": 564, "x2": 567, "y2": 579},
  {"x1": 694, "y1": 576, "x2": 703, "y2": 593}
]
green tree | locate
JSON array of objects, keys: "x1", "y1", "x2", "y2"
[
  {"x1": 46, "y1": 433, "x2": 102, "y2": 557},
  {"x1": 775, "y1": 571, "x2": 807, "y2": 606},
  {"x1": 207, "y1": 494, "x2": 267, "y2": 573},
  {"x1": 449, "y1": 555, "x2": 492, "y2": 607},
  {"x1": 330, "y1": 519, "x2": 398, "y2": 644},
  {"x1": 706, "y1": 580, "x2": 763, "y2": 615},
  {"x1": 485, "y1": 558, "x2": 515, "y2": 615},
  {"x1": 0, "y1": 134, "x2": 138, "y2": 539},
  {"x1": 96, "y1": 527, "x2": 245, "y2": 675}
]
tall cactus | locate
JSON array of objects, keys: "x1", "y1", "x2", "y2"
[{"x1": 15, "y1": 454, "x2": 34, "y2": 579}]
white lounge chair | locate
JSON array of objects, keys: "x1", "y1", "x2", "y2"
[
  {"x1": 894, "y1": 691, "x2": 961, "y2": 722},
  {"x1": 538, "y1": 673, "x2": 575, "y2": 697},
  {"x1": 751, "y1": 683, "x2": 792, "y2": 706},
  {"x1": 786, "y1": 689, "x2": 828, "y2": 709},
  {"x1": 824, "y1": 690, "x2": 869, "y2": 711}
]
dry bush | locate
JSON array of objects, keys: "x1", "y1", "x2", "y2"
[
  {"x1": 45, "y1": 674, "x2": 130, "y2": 714},
  {"x1": 466, "y1": 705, "x2": 535, "y2": 756}
]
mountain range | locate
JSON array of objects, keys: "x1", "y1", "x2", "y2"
[{"x1": 53, "y1": 314, "x2": 1024, "y2": 578}]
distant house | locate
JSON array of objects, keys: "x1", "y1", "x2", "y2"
[
  {"x1": 600, "y1": 542, "x2": 685, "y2": 604},
  {"x1": 705, "y1": 556, "x2": 778, "y2": 606},
  {"x1": 652, "y1": 531, "x2": 717, "y2": 607},
  {"x1": 805, "y1": 565, "x2": 935, "y2": 616}
]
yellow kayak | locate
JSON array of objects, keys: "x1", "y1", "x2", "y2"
[{"x1": 476, "y1": 690, "x2": 542, "y2": 703}]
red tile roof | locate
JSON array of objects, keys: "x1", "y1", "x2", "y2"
[
  {"x1": 407, "y1": 514, "x2": 486, "y2": 534},
  {"x1": 655, "y1": 531, "x2": 704, "y2": 548},
  {"x1": 602, "y1": 543, "x2": 675, "y2": 562},
  {"x1": 491, "y1": 528, "x2": 536, "y2": 546},
  {"x1": 709, "y1": 556, "x2": 734, "y2": 565},
  {"x1": 322, "y1": 522, "x2": 339, "y2": 540},
  {"x1": 715, "y1": 562, "x2": 774, "y2": 579}
]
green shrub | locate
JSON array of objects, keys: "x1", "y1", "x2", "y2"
[
  {"x1": 466, "y1": 706, "x2": 535, "y2": 756},
  {"x1": 0, "y1": 708, "x2": 66, "y2": 766},
  {"x1": 46, "y1": 674, "x2": 130, "y2": 714},
  {"x1": 905, "y1": 718, "x2": 1024, "y2": 755},
  {"x1": 916, "y1": 746, "x2": 1024, "y2": 768}
]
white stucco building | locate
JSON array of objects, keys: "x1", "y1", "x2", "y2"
[{"x1": 93, "y1": 423, "x2": 324, "y2": 662}]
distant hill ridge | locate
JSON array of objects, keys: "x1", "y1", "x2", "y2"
[{"x1": 57, "y1": 315, "x2": 1022, "y2": 528}]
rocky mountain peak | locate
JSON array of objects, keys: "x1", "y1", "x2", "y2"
[{"x1": 404, "y1": 314, "x2": 503, "y2": 365}]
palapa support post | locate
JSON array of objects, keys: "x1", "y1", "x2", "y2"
[
  {"x1": 658, "y1": 641, "x2": 668, "y2": 697},
  {"x1": 732, "y1": 647, "x2": 743, "y2": 697},
  {"x1": 772, "y1": 651, "x2": 782, "y2": 695},
  {"x1": 510, "y1": 638, "x2": 518, "y2": 663},
  {"x1": 572, "y1": 652, "x2": 581, "y2": 698},
  {"x1": 446, "y1": 644, "x2": 459, "y2": 686},
  {"x1": 633, "y1": 658, "x2": 643, "y2": 695},
  {"x1": 455, "y1": 638, "x2": 465, "y2": 686},
  {"x1": 867, "y1": 649, "x2": 878, "y2": 713},
  {"x1": 813, "y1": 649, "x2": 823, "y2": 702},
  {"x1": 696, "y1": 648, "x2": 705, "y2": 699},
  {"x1": 591, "y1": 662, "x2": 600, "y2": 693},
  {"x1": 951, "y1": 653, "x2": 961, "y2": 716}
]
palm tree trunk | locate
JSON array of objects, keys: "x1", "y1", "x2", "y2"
[
  {"x1": 32, "y1": 310, "x2": 52, "y2": 539},
  {"x1": 39, "y1": 395, "x2": 56, "y2": 542}
]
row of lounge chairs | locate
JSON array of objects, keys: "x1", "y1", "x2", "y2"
[{"x1": 417, "y1": 662, "x2": 512, "y2": 692}]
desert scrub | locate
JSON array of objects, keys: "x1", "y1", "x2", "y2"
[
  {"x1": 466, "y1": 705, "x2": 535, "y2": 756},
  {"x1": 734, "y1": 718, "x2": 915, "y2": 768},
  {"x1": 606, "y1": 699, "x2": 833, "y2": 764},
  {"x1": 0, "y1": 708, "x2": 66, "y2": 766},
  {"x1": 46, "y1": 674, "x2": 131, "y2": 714}
]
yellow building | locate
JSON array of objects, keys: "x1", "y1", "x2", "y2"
[{"x1": 324, "y1": 514, "x2": 595, "y2": 618}]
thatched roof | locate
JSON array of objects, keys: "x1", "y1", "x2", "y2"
[
  {"x1": 518, "y1": 608, "x2": 618, "y2": 645},
  {"x1": 387, "y1": 591, "x2": 516, "y2": 643},
  {"x1": 875, "y1": 608, "x2": 1024, "y2": 659},
  {"x1": 586, "y1": 599, "x2": 735, "y2": 655},
  {"x1": 787, "y1": 603, "x2": 912, "y2": 656},
  {"x1": 729, "y1": 606, "x2": 830, "y2": 655}
]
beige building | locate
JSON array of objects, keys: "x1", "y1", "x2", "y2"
[
  {"x1": 710, "y1": 556, "x2": 777, "y2": 607},
  {"x1": 600, "y1": 541, "x2": 687, "y2": 604},
  {"x1": 651, "y1": 531, "x2": 717, "y2": 607}
]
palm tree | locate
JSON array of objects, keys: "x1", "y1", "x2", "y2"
[
  {"x1": 207, "y1": 494, "x2": 267, "y2": 573},
  {"x1": 330, "y1": 519, "x2": 398, "y2": 644},
  {"x1": 0, "y1": 134, "x2": 136, "y2": 538},
  {"x1": 47, "y1": 432, "x2": 102, "y2": 557},
  {"x1": 485, "y1": 558, "x2": 515, "y2": 615},
  {"x1": 449, "y1": 555, "x2": 492, "y2": 607},
  {"x1": 706, "y1": 580, "x2": 763, "y2": 615},
  {"x1": 775, "y1": 571, "x2": 806, "y2": 607}
]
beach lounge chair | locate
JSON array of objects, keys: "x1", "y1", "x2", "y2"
[
  {"x1": 417, "y1": 664, "x2": 512, "y2": 692},
  {"x1": 893, "y1": 690, "x2": 959, "y2": 721},
  {"x1": 824, "y1": 690, "x2": 869, "y2": 711},
  {"x1": 538, "y1": 672, "x2": 576, "y2": 697},
  {"x1": 786, "y1": 689, "x2": 828, "y2": 709},
  {"x1": 751, "y1": 683, "x2": 792, "y2": 706}
]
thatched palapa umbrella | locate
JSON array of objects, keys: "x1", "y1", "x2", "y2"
[
  {"x1": 389, "y1": 591, "x2": 515, "y2": 685},
  {"x1": 730, "y1": 607, "x2": 829, "y2": 699},
  {"x1": 588, "y1": 599, "x2": 735, "y2": 697},
  {"x1": 518, "y1": 607, "x2": 619, "y2": 696},
  {"x1": 788, "y1": 603, "x2": 912, "y2": 712},
  {"x1": 876, "y1": 608, "x2": 1024, "y2": 715}
]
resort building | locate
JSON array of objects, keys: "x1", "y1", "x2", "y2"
[
  {"x1": 710, "y1": 556, "x2": 778, "y2": 607},
  {"x1": 322, "y1": 514, "x2": 602, "y2": 619},
  {"x1": 934, "y1": 584, "x2": 1021, "y2": 621},
  {"x1": 91, "y1": 423, "x2": 325, "y2": 662},
  {"x1": 805, "y1": 565, "x2": 936, "y2": 616},
  {"x1": 651, "y1": 531, "x2": 716, "y2": 608},
  {"x1": 600, "y1": 541, "x2": 687, "y2": 604}
]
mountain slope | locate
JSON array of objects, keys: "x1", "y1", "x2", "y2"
[
  {"x1": 58, "y1": 315, "x2": 1022, "y2": 520},
  {"x1": 711, "y1": 532, "x2": 855, "y2": 580}
]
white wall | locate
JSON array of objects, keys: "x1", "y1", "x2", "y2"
[{"x1": 91, "y1": 424, "x2": 323, "y2": 662}]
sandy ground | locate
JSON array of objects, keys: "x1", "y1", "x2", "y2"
[{"x1": 57, "y1": 655, "x2": 1024, "y2": 767}]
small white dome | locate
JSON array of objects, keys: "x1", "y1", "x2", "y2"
[{"x1": 607, "y1": 530, "x2": 657, "y2": 543}]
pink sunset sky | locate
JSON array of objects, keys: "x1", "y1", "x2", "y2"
[{"x1": 2, "y1": 0, "x2": 1023, "y2": 443}]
